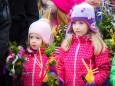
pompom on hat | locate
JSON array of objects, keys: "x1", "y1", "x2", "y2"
[
  {"x1": 67, "y1": 2, "x2": 98, "y2": 33},
  {"x1": 29, "y1": 18, "x2": 52, "y2": 44}
]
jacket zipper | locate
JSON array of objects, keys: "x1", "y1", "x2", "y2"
[
  {"x1": 73, "y1": 36, "x2": 80, "y2": 86},
  {"x1": 32, "y1": 55, "x2": 36, "y2": 86}
]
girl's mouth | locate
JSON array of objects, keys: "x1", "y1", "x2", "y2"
[{"x1": 32, "y1": 44, "x2": 36, "y2": 46}]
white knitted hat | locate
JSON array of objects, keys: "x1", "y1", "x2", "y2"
[{"x1": 68, "y1": 2, "x2": 98, "y2": 33}]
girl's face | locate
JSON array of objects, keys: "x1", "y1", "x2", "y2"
[
  {"x1": 72, "y1": 21, "x2": 89, "y2": 36},
  {"x1": 29, "y1": 33, "x2": 42, "y2": 50},
  {"x1": 85, "y1": 0, "x2": 100, "y2": 9}
]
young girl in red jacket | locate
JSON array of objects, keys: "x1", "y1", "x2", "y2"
[
  {"x1": 21, "y1": 18, "x2": 52, "y2": 86},
  {"x1": 58, "y1": 2, "x2": 111, "y2": 86}
]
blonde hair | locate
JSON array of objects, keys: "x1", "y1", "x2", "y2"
[
  {"x1": 91, "y1": 32, "x2": 107, "y2": 55},
  {"x1": 61, "y1": 33, "x2": 73, "y2": 51},
  {"x1": 61, "y1": 32, "x2": 107, "y2": 55},
  {"x1": 38, "y1": 0, "x2": 43, "y2": 16}
]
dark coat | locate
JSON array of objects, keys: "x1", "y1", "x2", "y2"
[
  {"x1": 8, "y1": 0, "x2": 39, "y2": 48},
  {"x1": 0, "y1": 0, "x2": 11, "y2": 70},
  {"x1": 0, "y1": 0, "x2": 11, "y2": 85}
]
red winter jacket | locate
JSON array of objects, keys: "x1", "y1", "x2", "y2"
[
  {"x1": 58, "y1": 35, "x2": 110, "y2": 86},
  {"x1": 22, "y1": 48, "x2": 48, "y2": 86}
]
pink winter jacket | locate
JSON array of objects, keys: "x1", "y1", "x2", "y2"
[
  {"x1": 22, "y1": 49, "x2": 48, "y2": 86},
  {"x1": 58, "y1": 35, "x2": 111, "y2": 86},
  {"x1": 53, "y1": 0, "x2": 85, "y2": 14}
]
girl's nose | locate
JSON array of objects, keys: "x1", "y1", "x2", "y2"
[
  {"x1": 90, "y1": 0, "x2": 94, "y2": 2},
  {"x1": 32, "y1": 38, "x2": 36, "y2": 42},
  {"x1": 90, "y1": 0, "x2": 96, "y2": 3},
  {"x1": 74, "y1": 24, "x2": 80, "y2": 29}
]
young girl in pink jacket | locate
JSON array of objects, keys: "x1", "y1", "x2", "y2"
[
  {"x1": 22, "y1": 18, "x2": 52, "y2": 86},
  {"x1": 58, "y1": 2, "x2": 111, "y2": 86}
]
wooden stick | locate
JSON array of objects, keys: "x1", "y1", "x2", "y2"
[
  {"x1": 93, "y1": 71, "x2": 99, "y2": 74},
  {"x1": 35, "y1": 59, "x2": 42, "y2": 69},
  {"x1": 90, "y1": 59, "x2": 92, "y2": 69},
  {"x1": 92, "y1": 68, "x2": 98, "y2": 72},
  {"x1": 39, "y1": 48, "x2": 43, "y2": 69},
  {"x1": 82, "y1": 58, "x2": 89, "y2": 71}
]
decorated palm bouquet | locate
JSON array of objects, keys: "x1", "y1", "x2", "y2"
[
  {"x1": 6, "y1": 42, "x2": 27, "y2": 78},
  {"x1": 98, "y1": 14, "x2": 115, "y2": 60},
  {"x1": 104, "y1": 28, "x2": 115, "y2": 53},
  {"x1": 42, "y1": 44, "x2": 59, "y2": 86}
]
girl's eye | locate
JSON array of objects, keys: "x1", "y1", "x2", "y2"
[
  {"x1": 73, "y1": 21, "x2": 84, "y2": 24},
  {"x1": 29, "y1": 36, "x2": 33, "y2": 39},
  {"x1": 36, "y1": 37, "x2": 42, "y2": 40},
  {"x1": 36, "y1": 37, "x2": 40, "y2": 39},
  {"x1": 79, "y1": 22, "x2": 83, "y2": 24},
  {"x1": 73, "y1": 22, "x2": 76, "y2": 24}
]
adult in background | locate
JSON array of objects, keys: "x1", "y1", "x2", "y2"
[
  {"x1": 51, "y1": 0, "x2": 100, "y2": 14},
  {"x1": 0, "y1": 0, "x2": 11, "y2": 86},
  {"x1": 8, "y1": 0, "x2": 39, "y2": 49},
  {"x1": 43, "y1": 0, "x2": 101, "y2": 30},
  {"x1": 6, "y1": 0, "x2": 39, "y2": 86}
]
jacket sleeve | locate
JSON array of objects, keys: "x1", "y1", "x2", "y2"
[
  {"x1": 109, "y1": 55, "x2": 115, "y2": 86},
  {"x1": 94, "y1": 49, "x2": 111, "y2": 85},
  {"x1": 57, "y1": 48, "x2": 66, "y2": 83}
]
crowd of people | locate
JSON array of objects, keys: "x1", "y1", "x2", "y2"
[{"x1": 0, "y1": 0, "x2": 115, "y2": 86}]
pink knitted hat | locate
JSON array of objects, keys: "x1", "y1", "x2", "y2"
[{"x1": 29, "y1": 18, "x2": 52, "y2": 44}]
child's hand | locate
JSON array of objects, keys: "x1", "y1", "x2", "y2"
[
  {"x1": 58, "y1": 78, "x2": 64, "y2": 86},
  {"x1": 42, "y1": 0, "x2": 48, "y2": 5},
  {"x1": 18, "y1": 46, "x2": 24, "y2": 50},
  {"x1": 46, "y1": 1, "x2": 57, "y2": 14},
  {"x1": 82, "y1": 58, "x2": 99, "y2": 84}
]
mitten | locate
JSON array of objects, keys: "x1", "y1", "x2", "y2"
[
  {"x1": 85, "y1": 69, "x2": 94, "y2": 84},
  {"x1": 82, "y1": 58, "x2": 99, "y2": 84}
]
